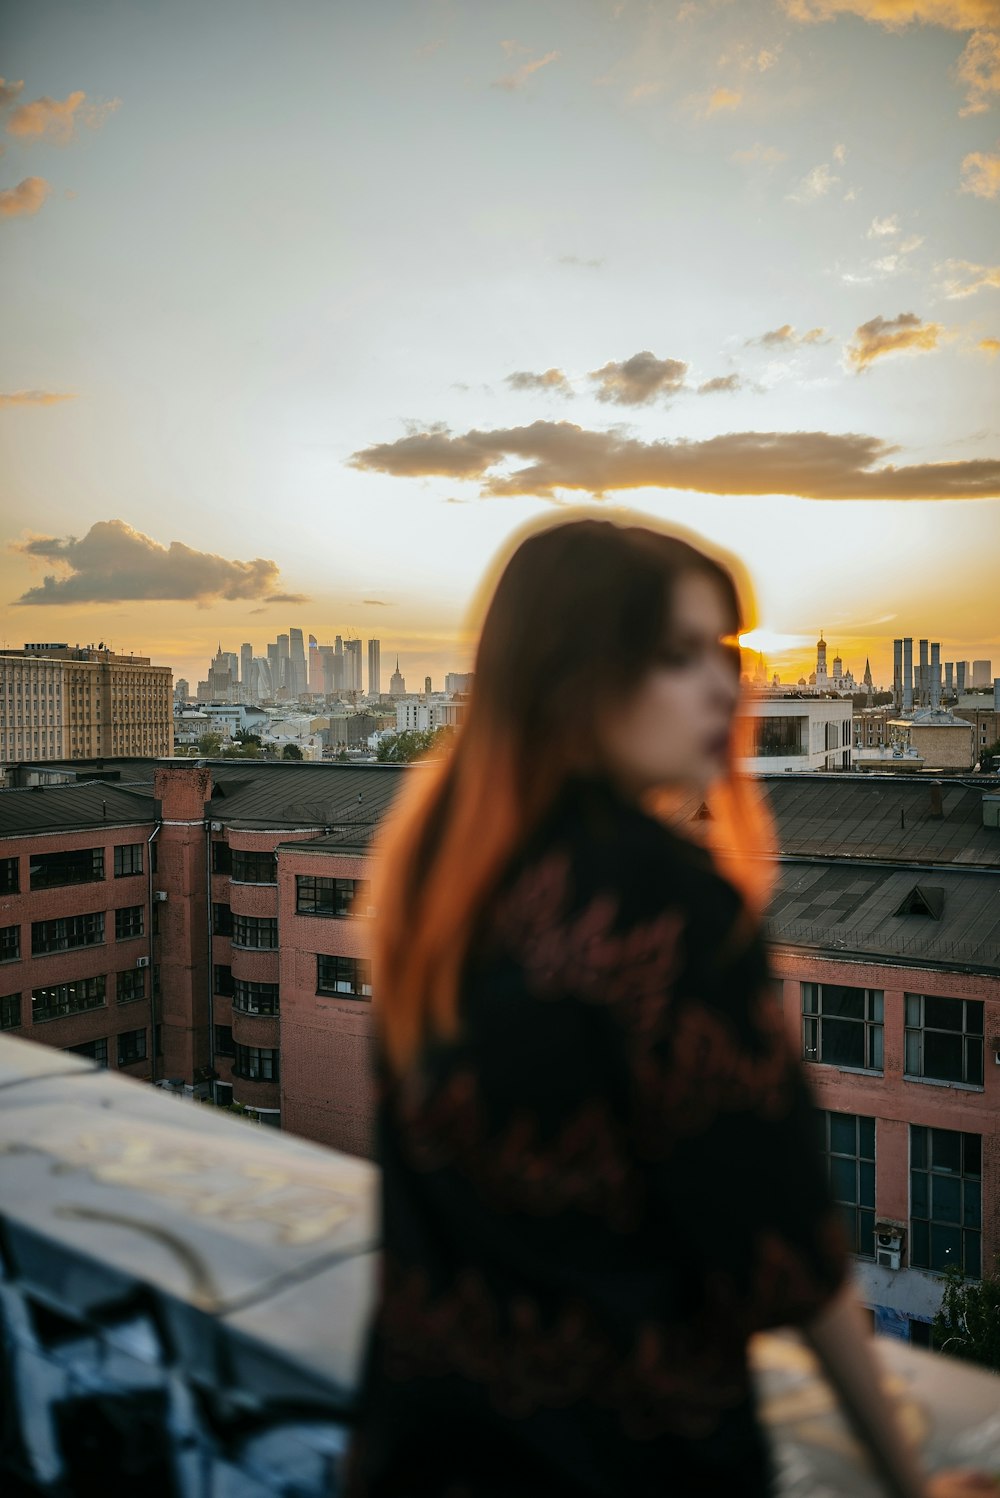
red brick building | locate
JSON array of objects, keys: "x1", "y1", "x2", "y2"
[{"x1": 2, "y1": 760, "x2": 997, "y2": 1347}]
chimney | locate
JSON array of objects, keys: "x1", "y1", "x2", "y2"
[
  {"x1": 918, "y1": 640, "x2": 928, "y2": 705},
  {"x1": 892, "y1": 639, "x2": 903, "y2": 709},
  {"x1": 902, "y1": 638, "x2": 913, "y2": 712},
  {"x1": 930, "y1": 643, "x2": 941, "y2": 710}
]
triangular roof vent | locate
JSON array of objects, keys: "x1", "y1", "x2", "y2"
[
  {"x1": 893, "y1": 885, "x2": 944, "y2": 919},
  {"x1": 693, "y1": 802, "x2": 713, "y2": 821}
]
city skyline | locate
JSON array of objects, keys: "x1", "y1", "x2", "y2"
[{"x1": 1, "y1": 1, "x2": 998, "y2": 693}]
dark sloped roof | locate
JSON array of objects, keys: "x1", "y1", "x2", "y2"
[
  {"x1": 0, "y1": 783, "x2": 155, "y2": 837},
  {"x1": 765, "y1": 859, "x2": 1000, "y2": 974},
  {"x1": 206, "y1": 761, "x2": 411, "y2": 835},
  {"x1": 755, "y1": 773, "x2": 1000, "y2": 867}
]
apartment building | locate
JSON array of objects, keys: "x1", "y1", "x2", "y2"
[
  {"x1": 2, "y1": 760, "x2": 997, "y2": 1348},
  {"x1": 0, "y1": 644, "x2": 173, "y2": 769}
]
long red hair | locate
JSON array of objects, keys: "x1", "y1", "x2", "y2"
[{"x1": 368, "y1": 510, "x2": 776, "y2": 1077}]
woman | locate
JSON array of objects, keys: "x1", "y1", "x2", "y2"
[{"x1": 348, "y1": 512, "x2": 994, "y2": 1498}]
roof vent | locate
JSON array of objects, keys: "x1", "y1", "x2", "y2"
[
  {"x1": 893, "y1": 885, "x2": 944, "y2": 919},
  {"x1": 693, "y1": 802, "x2": 712, "y2": 821}
]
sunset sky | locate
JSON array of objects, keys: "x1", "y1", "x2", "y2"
[{"x1": 1, "y1": 0, "x2": 998, "y2": 692}]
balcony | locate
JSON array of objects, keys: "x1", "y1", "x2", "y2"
[{"x1": 1, "y1": 1031, "x2": 998, "y2": 1496}]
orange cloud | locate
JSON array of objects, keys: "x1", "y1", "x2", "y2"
[
  {"x1": 731, "y1": 142, "x2": 788, "y2": 167},
  {"x1": 506, "y1": 368, "x2": 574, "y2": 395},
  {"x1": 979, "y1": 336, "x2": 1000, "y2": 354},
  {"x1": 747, "y1": 323, "x2": 830, "y2": 346},
  {"x1": 0, "y1": 78, "x2": 24, "y2": 108},
  {"x1": 493, "y1": 50, "x2": 560, "y2": 91},
  {"x1": 960, "y1": 144, "x2": 1000, "y2": 195},
  {"x1": 846, "y1": 311, "x2": 943, "y2": 368},
  {"x1": 11, "y1": 519, "x2": 307, "y2": 607},
  {"x1": 0, "y1": 176, "x2": 51, "y2": 219},
  {"x1": 780, "y1": 3, "x2": 999, "y2": 31},
  {"x1": 588, "y1": 351, "x2": 688, "y2": 404},
  {"x1": 954, "y1": 26, "x2": 1000, "y2": 112},
  {"x1": 706, "y1": 86, "x2": 742, "y2": 113},
  {"x1": 938, "y1": 258, "x2": 1000, "y2": 295},
  {"x1": 0, "y1": 390, "x2": 76, "y2": 407},
  {"x1": 350, "y1": 421, "x2": 1000, "y2": 501},
  {"x1": 697, "y1": 374, "x2": 743, "y2": 393},
  {"x1": 6, "y1": 90, "x2": 120, "y2": 144}
]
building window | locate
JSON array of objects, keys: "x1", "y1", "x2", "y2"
[
  {"x1": 756, "y1": 716, "x2": 807, "y2": 757},
  {"x1": 116, "y1": 968, "x2": 146, "y2": 1004},
  {"x1": 117, "y1": 1028, "x2": 147, "y2": 1066},
  {"x1": 819, "y1": 1111, "x2": 875, "y2": 1259},
  {"x1": 213, "y1": 963, "x2": 234, "y2": 996},
  {"x1": 910, "y1": 1127, "x2": 981, "y2": 1277},
  {"x1": 31, "y1": 912, "x2": 105, "y2": 956},
  {"x1": 115, "y1": 905, "x2": 145, "y2": 941},
  {"x1": 211, "y1": 840, "x2": 232, "y2": 875},
  {"x1": 232, "y1": 915, "x2": 278, "y2": 949},
  {"x1": 214, "y1": 1023, "x2": 235, "y2": 1057},
  {"x1": 0, "y1": 924, "x2": 20, "y2": 963},
  {"x1": 67, "y1": 1037, "x2": 109, "y2": 1067},
  {"x1": 0, "y1": 858, "x2": 18, "y2": 895},
  {"x1": 904, "y1": 994, "x2": 984, "y2": 1087},
  {"x1": 231, "y1": 850, "x2": 277, "y2": 884},
  {"x1": 233, "y1": 1043, "x2": 279, "y2": 1081},
  {"x1": 30, "y1": 847, "x2": 105, "y2": 890},
  {"x1": 113, "y1": 844, "x2": 143, "y2": 877},
  {"x1": 212, "y1": 903, "x2": 233, "y2": 937},
  {"x1": 297, "y1": 875, "x2": 371, "y2": 917},
  {"x1": 1, "y1": 992, "x2": 21, "y2": 1030},
  {"x1": 802, "y1": 984, "x2": 883, "y2": 1071},
  {"x1": 32, "y1": 976, "x2": 107, "y2": 1023},
  {"x1": 233, "y1": 980, "x2": 279, "y2": 1015},
  {"x1": 316, "y1": 954, "x2": 372, "y2": 1000}
]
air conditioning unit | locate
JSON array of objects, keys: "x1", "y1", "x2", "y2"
[
  {"x1": 211, "y1": 821, "x2": 223, "y2": 832},
  {"x1": 876, "y1": 1225, "x2": 903, "y2": 1270},
  {"x1": 136, "y1": 956, "x2": 150, "y2": 969},
  {"x1": 153, "y1": 890, "x2": 168, "y2": 903}
]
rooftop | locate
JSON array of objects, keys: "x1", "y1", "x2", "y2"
[
  {"x1": 0, "y1": 781, "x2": 155, "y2": 837},
  {"x1": 2, "y1": 1033, "x2": 999, "y2": 1495}
]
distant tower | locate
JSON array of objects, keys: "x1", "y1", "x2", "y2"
[
  {"x1": 863, "y1": 656, "x2": 873, "y2": 706},
  {"x1": 388, "y1": 655, "x2": 406, "y2": 698},
  {"x1": 752, "y1": 651, "x2": 767, "y2": 685},
  {"x1": 816, "y1": 632, "x2": 828, "y2": 688},
  {"x1": 367, "y1": 639, "x2": 381, "y2": 698}
]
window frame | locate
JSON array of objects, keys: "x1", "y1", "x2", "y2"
[
  {"x1": 116, "y1": 968, "x2": 146, "y2": 1004},
  {"x1": 0, "y1": 924, "x2": 20, "y2": 963},
  {"x1": 113, "y1": 843, "x2": 143, "y2": 878},
  {"x1": 117, "y1": 1027, "x2": 147, "y2": 1067},
  {"x1": 316, "y1": 953, "x2": 372, "y2": 1000},
  {"x1": 0, "y1": 992, "x2": 21, "y2": 1030},
  {"x1": 231, "y1": 850, "x2": 278, "y2": 885},
  {"x1": 233, "y1": 980, "x2": 280, "y2": 1016},
  {"x1": 29, "y1": 846, "x2": 105, "y2": 891},
  {"x1": 904, "y1": 993, "x2": 984, "y2": 1088},
  {"x1": 910, "y1": 1126, "x2": 981, "y2": 1278},
  {"x1": 802, "y1": 982, "x2": 884, "y2": 1073},
  {"x1": 296, "y1": 874, "x2": 371, "y2": 918},
  {"x1": 32, "y1": 975, "x2": 107, "y2": 1023},
  {"x1": 0, "y1": 858, "x2": 19, "y2": 895},
  {"x1": 233, "y1": 1043, "x2": 279, "y2": 1081},
  {"x1": 114, "y1": 905, "x2": 145, "y2": 942},
  {"x1": 31, "y1": 912, "x2": 105, "y2": 957},
  {"x1": 818, "y1": 1110, "x2": 876, "y2": 1260},
  {"x1": 231, "y1": 915, "x2": 278, "y2": 950}
]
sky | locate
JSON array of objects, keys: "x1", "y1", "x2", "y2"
[{"x1": 1, "y1": 0, "x2": 998, "y2": 692}]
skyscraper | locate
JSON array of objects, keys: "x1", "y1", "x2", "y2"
[
  {"x1": 308, "y1": 634, "x2": 322, "y2": 694},
  {"x1": 240, "y1": 642, "x2": 253, "y2": 701},
  {"x1": 367, "y1": 639, "x2": 381, "y2": 698},
  {"x1": 289, "y1": 628, "x2": 307, "y2": 698},
  {"x1": 345, "y1": 638, "x2": 362, "y2": 692},
  {"x1": 276, "y1": 634, "x2": 290, "y2": 698}
]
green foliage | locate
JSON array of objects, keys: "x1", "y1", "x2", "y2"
[
  {"x1": 932, "y1": 1259, "x2": 1000, "y2": 1372},
  {"x1": 282, "y1": 742, "x2": 304, "y2": 760},
  {"x1": 375, "y1": 725, "x2": 455, "y2": 763},
  {"x1": 233, "y1": 729, "x2": 262, "y2": 747},
  {"x1": 196, "y1": 732, "x2": 224, "y2": 756}
]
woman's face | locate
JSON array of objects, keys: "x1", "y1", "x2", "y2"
[{"x1": 596, "y1": 570, "x2": 742, "y2": 799}]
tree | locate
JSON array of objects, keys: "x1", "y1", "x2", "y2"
[
  {"x1": 233, "y1": 729, "x2": 262, "y2": 747},
  {"x1": 197, "y1": 732, "x2": 224, "y2": 756},
  {"x1": 375, "y1": 726, "x2": 455, "y2": 763},
  {"x1": 282, "y1": 742, "x2": 304, "y2": 760},
  {"x1": 932, "y1": 1259, "x2": 1000, "y2": 1372}
]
